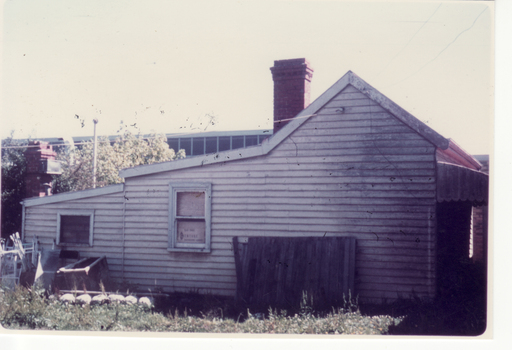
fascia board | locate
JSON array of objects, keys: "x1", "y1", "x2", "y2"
[{"x1": 348, "y1": 72, "x2": 450, "y2": 150}]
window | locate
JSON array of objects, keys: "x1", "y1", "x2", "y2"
[
  {"x1": 192, "y1": 137, "x2": 205, "y2": 156},
  {"x1": 168, "y1": 138, "x2": 179, "y2": 153},
  {"x1": 231, "y1": 136, "x2": 244, "y2": 149},
  {"x1": 218, "y1": 136, "x2": 231, "y2": 151},
  {"x1": 205, "y1": 137, "x2": 218, "y2": 154},
  {"x1": 168, "y1": 183, "x2": 212, "y2": 252},
  {"x1": 179, "y1": 138, "x2": 192, "y2": 156},
  {"x1": 245, "y1": 135, "x2": 258, "y2": 147},
  {"x1": 56, "y1": 211, "x2": 94, "y2": 246}
]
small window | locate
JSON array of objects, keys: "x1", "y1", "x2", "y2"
[
  {"x1": 56, "y1": 211, "x2": 94, "y2": 246},
  {"x1": 168, "y1": 183, "x2": 211, "y2": 252}
]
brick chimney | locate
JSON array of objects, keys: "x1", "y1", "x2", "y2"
[
  {"x1": 25, "y1": 141, "x2": 57, "y2": 198},
  {"x1": 270, "y1": 58, "x2": 314, "y2": 133}
]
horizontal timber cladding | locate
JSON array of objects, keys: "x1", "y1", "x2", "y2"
[
  {"x1": 122, "y1": 84, "x2": 438, "y2": 301},
  {"x1": 23, "y1": 192, "x2": 126, "y2": 284}
]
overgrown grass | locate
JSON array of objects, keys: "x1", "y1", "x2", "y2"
[
  {"x1": 0, "y1": 286, "x2": 401, "y2": 334},
  {"x1": 1, "y1": 269, "x2": 487, "y2": 336}
]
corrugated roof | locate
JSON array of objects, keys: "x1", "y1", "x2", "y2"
[{"x1": 437, "y1": 162, "x2": 488, "y2": 204}]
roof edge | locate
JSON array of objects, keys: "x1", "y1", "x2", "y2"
[
  {"x1": 120, "y1": 70, "x2": 453, "y2": 178},
  {"x1": 23, "y1": 184, "x2": 124, "y2": 207},
  {"x1": 348, "y1": 72, "x2": 450, "y2": 150},
  {"x1": 120, "y1": 72, "x2": 354, "y2": 178},
  {"x1": 447, "y1": 139, "x2": 482, "y2": 170}
]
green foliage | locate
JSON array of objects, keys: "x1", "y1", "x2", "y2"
[
  {"x1": 0, "y1": 286, "x2": 47, "y2": 329},
  {"x1": 0, "y1": 287, "x2": 402, "y2": 334},
  {"x1": 1, "y1": 133, "x2": 28, "y2": 239},
  {"x1": 53, "y1": 127, "x2": 185, "y2": 193}
]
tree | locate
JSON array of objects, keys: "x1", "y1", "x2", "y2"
[
  {"x1": 53, "y1": 129, "x2": 185, "y2": 193},
  {"x1": 1, "y1": 134, "x2": 28, "y2": 239}
]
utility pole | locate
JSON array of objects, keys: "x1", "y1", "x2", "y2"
[{"x1": 92, "y1": 119, "x2": 99, "y2": 188}]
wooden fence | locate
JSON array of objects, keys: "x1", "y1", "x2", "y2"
[{"x1": 233, "y1": 236, "x2": 356, "y2": 309}]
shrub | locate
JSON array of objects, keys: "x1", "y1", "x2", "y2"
[{"x1": 0, "y1": 286, "x2": 402, "y2": 334}]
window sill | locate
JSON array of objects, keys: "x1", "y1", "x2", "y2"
[
  {"x1": 58, "y1": 243, "x2": 92, "y2": 247},
  {"x1": 167, "y1": 247, "x2": 211, "y2": 254}
]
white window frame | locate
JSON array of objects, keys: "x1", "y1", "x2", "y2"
[
  {"x1": 168, "y1": 182, "x2": 212, "y2": 253},
  {"x1": 56, "y1": 210, "x2": 95, "y2": 247}
]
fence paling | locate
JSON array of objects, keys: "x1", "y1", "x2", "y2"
[{"x1": 233, "y1": 236, "x2": 357, "y2": 308}]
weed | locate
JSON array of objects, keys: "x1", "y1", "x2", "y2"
[
  {"x1": 0, "y1": 285, "x2": 402, "y2": 334},
  {"x1": 2, "y1": 283, "x2": 486, "y2": 335}
]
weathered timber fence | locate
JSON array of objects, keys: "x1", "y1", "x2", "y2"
[{"x1": 233, "y1": 236, "x2": 356, "y2": 309}]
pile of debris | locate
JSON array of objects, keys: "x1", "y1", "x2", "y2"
[
  {"x1": 54, "y1": 292, "x2": 154, "y2": 306},
  {"x1": 2, "y1": 234, "x2": 159, "y2": 310},
  {"x1": 0, "y1": 233, "x2": 38, "y2": 288}
]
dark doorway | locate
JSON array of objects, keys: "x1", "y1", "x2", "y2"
[{"x1": 435, "y1": 201, "x2": 487, "y2": 334}]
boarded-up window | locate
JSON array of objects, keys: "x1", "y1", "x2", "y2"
[
  {"x1": 176, "y1": 192, "x2": 205, "y2": 217},
  {"x1": 177, "y1": 220, "x2": 206, "y2": 243},
  {"x1": 56, "y1": 212, "x2": 94, "y2": 246},
  {"x1": 176, "y1": 192, "x2": 206, "y2": 244},
  {"x1": 169, "y1": 183, "x2": 211, "y2": 252}
]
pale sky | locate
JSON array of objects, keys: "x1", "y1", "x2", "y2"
[{"x1": 1, "y1": 0, "x2": 494, "y2": 155}]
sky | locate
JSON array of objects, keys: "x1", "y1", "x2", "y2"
[
  {"x1": 1, "y1": 0, "x2": 494, "y2": 155},
  {"x1": 2, "y1": 1, "x2": 512, "y2": 347}
]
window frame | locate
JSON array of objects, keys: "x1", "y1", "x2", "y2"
[
  {"x1": 56, "y1": 210, "x2": 95, "y2": 247},
  {"x1": 168, "y1": 182, "x2": 212, "y2": 253}
]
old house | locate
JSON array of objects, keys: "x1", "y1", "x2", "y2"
[{"x1": 21, "y1": 59, "x2": 488, "y2": 304}]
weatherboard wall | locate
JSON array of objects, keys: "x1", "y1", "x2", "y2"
[
  {"x1": 121, "y1": 84, "x2": 438, "y2": 302},
  {"x1": 23, "y1": 191, "x2": 125, "y2": 281}
]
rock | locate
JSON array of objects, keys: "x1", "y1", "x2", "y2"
[
  {"x1": 76, "y1": 294, "x2": 92, "y2": 304},
  {"x1": 91, "y1": 294, "x2": 109, "y2": 305},
  {"x1": 60, "y1": 293, "x2": 75, "y2": 303},
  {"x1": 125, "y1": 295, "x2": 138, "y2": 304},
  {"x1": 138, "y1": 297, "x2": 153, "y2": 307},
  {"x1": 109, "y1": 294, "x2": 125, "y2": 303}
]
